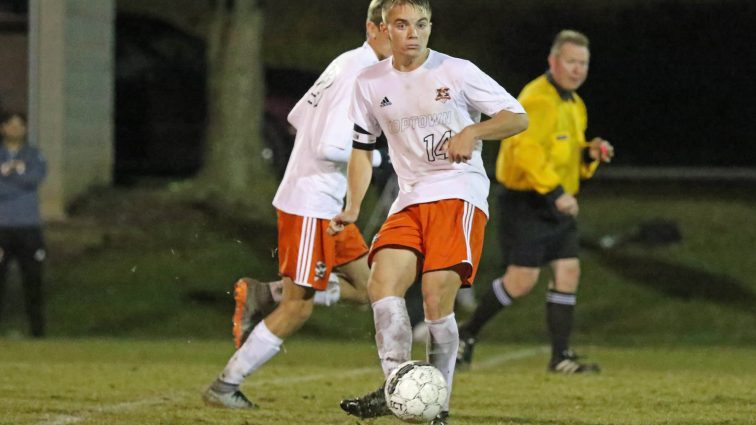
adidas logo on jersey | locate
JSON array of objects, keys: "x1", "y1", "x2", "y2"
[{"x1": 380, "y1": 97, "x2": 392, "y2": 107}]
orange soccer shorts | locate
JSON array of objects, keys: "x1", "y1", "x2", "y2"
[
  {"x1": 368, "y1": 199, "x2": 487, "y2": 286},
  {"x1": 277, "y1": 209, "x2": 368, "y2": 290}
]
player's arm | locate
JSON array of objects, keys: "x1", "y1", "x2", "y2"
[
  {"x1": 320, "y1": 145, "x2": 382, "y2": 167},
  {"x1": 328, "y1": 136, "x2": 374, "y2": 236},
  {"x1": 446, "y1": 110, "x2": 528, "y2": 163},
  {"x1": 316, "y1": 75, "x2": 382, "y2": 167}
]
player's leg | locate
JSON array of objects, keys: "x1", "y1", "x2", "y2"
[
  {"x1": 420, "y1": 199, "x2": 487, "y2": 420},
  {"x1": 233, "y1": 224, "x2": 369, "y2": 347},
  {"x1": 205, "y1": 212, "x2": 332, "y2": 408},
  {"x1": 339, "y1": 247, "x2": 418, "y2": 418},
  {"x1": 340, "y1": 208, "x2": 422, "y2": 419},
  {"x1": 370, "y1": 247, "x2": 419, "y2": 374},
  {"x1": 332, "y1": 255, "x2": 370, "y2": 304},
  {"x1": 232, "y1": 277, "x2": 278, "y2": 349},
  {"x1": 325, "y1": 223, "x2": 371, "y2": 305},
  {"x1": 422, "y1": 269, "x2": 461, "y2": 416},
  {"x1": 207, "y1": 277, "x2": 314, "y2": 405}
]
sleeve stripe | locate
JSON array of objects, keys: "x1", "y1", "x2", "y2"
[
  {"x1": 353, "y1": 124, "x2": 371, "y2": 135},
  {"x1": 352, "y1": 141, "x2": 375, "y2": 151}
]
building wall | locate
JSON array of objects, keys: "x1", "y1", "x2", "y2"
[
  {"x1": 0, "y1": 32, "x2": 27, "y2": 112},
  {"x1": 30, "y1": 0, "x2": 114, "y2": 220}
]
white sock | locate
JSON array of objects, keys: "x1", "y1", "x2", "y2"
[
  {"x1": 219, "y1": 320, "x2": 283, "y2": 385},
  {"x1": 269, "y1": 280, "x2": 283, "y2": 303},
  {"x1": 313, "y1": 273, "x2": 341, "y2": 306},
  {"x1": 426, "y1": 313, "x2": 458, "y2": 411},
  {"x1": 372, "y1": 296, "x2": 412, "y2": 378}
]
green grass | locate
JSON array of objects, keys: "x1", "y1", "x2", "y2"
[
  {"x1": 1, "y1": 181, "x2": 754, "y2": 425},
  {"x1": 1, "y1": 181, "x2": 754, "y2": 346},
  {"x1": 1, "y1": 338, "x2": 754, "y2": 425}
]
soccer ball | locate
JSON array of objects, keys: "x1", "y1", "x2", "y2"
[{"x1": 384, "y1": 360, "x2": 448, "y2": 423}]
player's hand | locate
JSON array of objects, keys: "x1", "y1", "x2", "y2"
[
  {"x1": 555, "y1": 193, "x2": 579, "y2": 217},
  {"x1": 443, "y1": 129, "x2": 475, "y2": 163},
  {"x1": 588, "y1": 138, "x2": 614, "y2": 163},
  {"x1": 328, "y1": 208, "x2": 359, "y2": 236}
]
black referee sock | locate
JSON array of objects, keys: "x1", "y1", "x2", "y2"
[
  {"x1": 546, "y1": 290, "x2": 576, "y2": 359},
  {"x1": 460, "y1": 278, "x2": 513, "y2": 338}
]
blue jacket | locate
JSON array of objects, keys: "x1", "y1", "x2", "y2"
[{"x1": 0, "y1": 143, "x2": 47, "y2": 227}]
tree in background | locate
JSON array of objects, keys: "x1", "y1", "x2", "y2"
[
  {"x1": 119, "y1": 0, "x2": 275, "y2": 220},
  {"x1": 201, "y1": 0, "x2": 276, "y2": 215}
]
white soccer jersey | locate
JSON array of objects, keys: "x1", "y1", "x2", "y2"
[
  {"x1": 273, "y1": 42, "x2": 382, "y2": 219},
  {"x1": 350, "y1": 50, "x2": 525, "y2": 217}
]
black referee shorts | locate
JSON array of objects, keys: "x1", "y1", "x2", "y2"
[{"x1": 496, "y1": 187, "x2": 579, "y2": 268}]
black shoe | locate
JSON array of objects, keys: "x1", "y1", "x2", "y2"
[
  {"x1": 430, "y1": 410, "x2": 450, "y2": 425},
  {"x1": 548, "y1": 350, "x2": 600, "y2": 374},
  {"x1": 339, "y1": 386, "x2": 391, "y2": 418},
  {"x1": 456, "y1": 332, "x2": 476, "y2": 370}
]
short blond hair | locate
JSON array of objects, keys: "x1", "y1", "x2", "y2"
[
  {"x1": 367, "y1": 0, "x2": 385, "y2": 25},
  {"x1": 382, "y1": 0, "x2": 432, "y2": 24},
  {"x1": 550, "y1": 30, "x2": 589, "y2": 56}
]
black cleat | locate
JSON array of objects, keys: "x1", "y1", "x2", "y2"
[
  {"x1": 430, "y1": 410, "x2": 450, "y2": 425},
  {"x1": 339, "y1": 386, "x2": 392, "y2": 418},
  {"x1": 456, "y1": 332, "x2": 476, "y2": 370},
  {"x1": 548, "y1": 350, "x2": 601, "y2": 374}
]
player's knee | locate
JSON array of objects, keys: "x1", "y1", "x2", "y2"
[
  {"x1": 420, "y1": 290, "x2": 456, "y2": 319},
  {"x1": 367, "y1": 275, "x2": 399, "y2": 302},
  {"x1": 280, "y1": 298, "x2": 314, "y2": 324},
  {"x1": 503, "y1": 269, "x2": 539, "y2": 298}
]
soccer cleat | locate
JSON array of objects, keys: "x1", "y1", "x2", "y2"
[
  {"x1": 456, "y1": 332, "x2": 476, "y2": 370},
  {"x1": 202, "y1": 387, "x2": 257, "y2": 409},
  {"x1": 548, "y1": 350, "x2": 601, "y2": 374},
  {"x1": 430, "y1": 410, "x2": 450, "y2": 425},
  {"x1": 339, "y1": 385, "x2": 392, "y2": 418},
  {"x1": 232, "y1": 278, "x2": 276, "y2": 349}
]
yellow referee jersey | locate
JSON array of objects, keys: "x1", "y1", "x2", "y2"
[{"x1": 495, "y1": 74, "x2": 599, "y2": 196}]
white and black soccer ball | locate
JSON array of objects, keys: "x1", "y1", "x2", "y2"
[{"x1": 384, "y1": 360, "x2": 448, "y2": 423}]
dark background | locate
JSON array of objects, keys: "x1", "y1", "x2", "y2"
[
  {"x1": 116, "y1": 0, "x2": 756, "y2": 179},
  {"x1": 3, "y1": 0, "x2": 756, "y2": 179},
  {"x1": 424, "y1": 0, "x2": 756, "y2": 167}
]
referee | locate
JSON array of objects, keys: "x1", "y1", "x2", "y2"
[
  {"x1": 0, "y1": 111, "x2": 47, "y2": 337},
  {"x1": 458, "y1": 30, "x2": 614, "y2": 373}
]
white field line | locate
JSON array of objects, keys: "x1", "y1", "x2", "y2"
[
  {"x1": 35, "y1": 398, "x2": 180, "y2": 425},
  {"x1": 473, "y1": 345, "x2": 550, "y2": 370},
  {"x1": 34, "y1": 346, "x2": 543, "y2": 425}
]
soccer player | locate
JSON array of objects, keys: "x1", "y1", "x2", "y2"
[
  {"x1": 202, "y1": 0, "x2": 392, "y2": 408},
  {"x1": 457, "y1": 30, "x2": 614, "y2": 374},
  {"x1": 330, "y1": 1, "x2": 527, "y2": 424}
]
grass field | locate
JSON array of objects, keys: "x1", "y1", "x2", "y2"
[
  {"x1": 1, "y1": 338, "x2": 754, "y2": 425},
  {"x1": 0, "y1": 182, "x2": 754, "y2": 424},
  {"x1": 1, "y1": 181, "x2": 746, "y2": 346}
]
